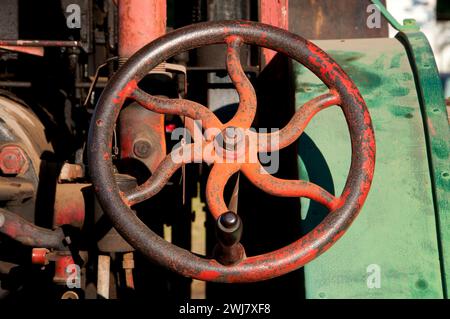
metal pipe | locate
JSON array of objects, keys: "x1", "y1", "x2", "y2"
[
  {"x1": 117, "y1": 0, "x2": 168, "y2": 173},
  {"x1": 0, "y1": 81, "x2": 32, "y2": 88},
  {"x1": 118, "y1": 0, "x2": 166, "y2": 58},
  {"x1": 0, "y1": 208, "x2": 66, "y2": 250},
  {"x1": 0, "y1": 40, "x2": 80, "y2": 47}
]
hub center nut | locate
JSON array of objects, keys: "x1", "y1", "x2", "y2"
[
  {"x1": 217, "y1": 127, "x2": 244, "y2": 150},
  {"x1": 214, "y1": 127, "x2": 246, "y2": 161},
  {"x1": 133, "y1": 139, "x2": 152, "y2": 159}
]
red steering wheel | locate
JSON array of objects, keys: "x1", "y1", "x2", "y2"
[{"x1": 88, "y1": 21, "x2": 376, "y2": 283}]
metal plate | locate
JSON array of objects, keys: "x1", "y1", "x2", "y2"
[{"x1": 295, "y1": 37, "x2": 444, "y2": 298}]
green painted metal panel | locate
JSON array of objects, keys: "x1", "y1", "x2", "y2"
[
  {"x1": 396, "y1": 31, "x2": 450, "y2": 296},
  {"x1": 294, "y1": 38, "x2": 444, "y2": 298}
]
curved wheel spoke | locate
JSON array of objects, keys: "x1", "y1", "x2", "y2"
[
  {"x1": 256, "y1": 91, "x2": 341, "y2": 152},
  {"x1": 224, "y1": 36, "x2": 257, "y2": 128},
  {"x1": 130, "y1": 88, "x2": 223, "y2": 135},
  {"x1": 124, "y1": 143, "x2": 204, "y2": 206},
  {"x1": 185, "y1": 117, "x2": 205, "y2": 145},
  {"x1": 206, "y1": 163, "x2": 242, "y2": 219},
  {"x1": 241, "y1": 162, "x2": 340, "y2": 210}
]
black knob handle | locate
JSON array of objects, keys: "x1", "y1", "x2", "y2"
[
  {"x1": 216, "y1": 211, "x2": 242, "y2": 247},
  {"x1": 214, "y1": 211, "x2": 245, "y2": 265}
]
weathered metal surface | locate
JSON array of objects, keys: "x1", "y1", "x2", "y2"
[
  {"x1": 260, "y1": 0, "x2": 288, "y2": 65},
  {"x1": 119, "y1": 103, "x2": 166, "y2": 173},
  {"x1": 89, "y1": 21, "x2": 375, "y2": 283},
  {"x1": 0, "y1": 177, "x2": 34, "y2": 201},
  {"x1": 0, "y1": 0, "x2": 18, "y2": 40},
  {"x1": 97, "y1": 255, "x2": 110, "y2": 299},
  {"x1": 95, "y1": 173, "x2": 136, "y2": 253},
  {"x1": 0, "y1": 46, "x2": 44, "y2": 56},
  {"x1": 0, "y1": 208, "x2": 66, "y2": 250},
  {"x1": 0, "y1": 40, "x2": 80, "y2": 47},
  {"x1": 58, "y1": 163, "x2": 84, "y2": 182},
  {"x1": 289, "y1": 0, "x2": 389, "y2": 40},
  {"x1": 0, "y1": 95, "x2": 52, "y2": 178},
  {"x1": 53, "y1": 254, "x2": 76, "y2": 284},
  {"x1": 118, "y1": 0, "x2": 167, "y2": 174},
  {"x1": 122, "y1": 252, "x2": 135, "y2": 289},
  {"x1": 0, "y1": 145, "x2": 28, "y2": 175},
  {"x1": 294, "y1": 38, "x2": 444, "y2": 298},
  {"x1": 53, "y1": 183, "x2": 89, "y2": 228},
  {"x1": 118, "y1": 0, "x2": 166, "y2": 58},
  {"x1": 396, "y1": 31, "x2": 450, "y2": 296}
]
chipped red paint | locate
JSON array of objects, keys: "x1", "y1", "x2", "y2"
[
  {"x1": 260, "y1": 0, "x2": 289, "y2": 65},
  {"x1": 224, "y1": 36, "x2": 257, "y2": 129},
  {"x1": 130, "y1": 88, "x2": 223, "y2": 132},
  {"x1": 118, "y1": 0, "x2": 166, "y2": 58},
  {"x1": 53, "y1": 184, "x2": 87, "y2": 228},
  {"x1": 198, "y1": 269, "x2": 221, "y2": 281},
  {"x1": 53, "y1": 255, "x2": 76, "y2": 284},
  {"x1": 0, "y1": 208, "x2": 66, "y2": 250},
  {"x1": 113, "y1": 79, "x2": 138, "y2": 105},
  {"x1": 117, "y1": 0, "x2": 168, "y2": 174},
  {"x1": 427, "y1": 118, "x2": 437, "y2": 136},
  {"x1": 88, "y1": 21, "x2": 375, "y2": 283},
  {"x1": 257, "y1": 91, "x2": 341, "y2": 152}
]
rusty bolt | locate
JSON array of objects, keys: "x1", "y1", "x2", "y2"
[
  {"x1": 133, "y1": 140, "x2": 152, "y2": 159},
  {"x1": 222, "y1": 127, "x2": 244, "y2": 151},
  {"x1": 0, "y1": 145, "x2": 28, "y2": 175}
]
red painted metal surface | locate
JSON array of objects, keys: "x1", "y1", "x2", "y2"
[
  {"x1": 32, "y1": 248, "x2": 50, "y2": 265},
  {"x1": 0, "y1": 45, "x2": 44, "y2": 56},
  {"x1": 260, "y1": 0, "x2": 289, "y2": 65},
  {"x1": 88, "y1": 21, "x2": 376, "y2": 283},
  {"x1": 53, "y1": 255, "x2": 76, "y2": 284},
  {"x1": 118, "y1": 0, "x2": 166, "y2": 58},
  {"x1": 0, "y1": 145, "x2": 28, "y2": 175},
  {"x1": 0, "y1": 208, "x2": 66, "y2": 250},
  {"x1": 118, "y1": 0, "x2": 167, "y2": 172},
  {"x1": 53, "y1": 184, "x2": 88, "y2": 229}
]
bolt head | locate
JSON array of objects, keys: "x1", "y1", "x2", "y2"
[
  {"x1": 0, "y1": 145, "x2": 28, "y2": 175},
  {"x1": 220, "y1": 127, "x2": 244, "y2": 151},
  {"x1": 219, "y1": 211, "x2": 239, "y2": 229},
  {"x1": 133, "y1": 140, "x2": 152, "y2": 159}
]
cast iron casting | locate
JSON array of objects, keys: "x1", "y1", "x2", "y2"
[{"x1": 88, "y1": 20, "x2": 376, "y2": 283}]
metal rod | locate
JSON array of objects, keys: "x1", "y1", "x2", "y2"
[
  {"x1": 97, "y1": 255, "x2": 110, "y2": 299},
  {"x1": 0, "y1": 81, "x2": 32, "y2": 88},
  {"x1": 0, "y1": 208, "x2": 66, "y2": 250},
  {"x1": 0, "y1": 40, "x2": 81, "y2": 47}
]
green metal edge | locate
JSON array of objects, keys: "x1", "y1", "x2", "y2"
[
  {"x1": 396, "y1": 31, "x2": 450, "y2": 298},
  {"x1": 370, "y1": 0, "x2": 420, "y2": 32}
]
